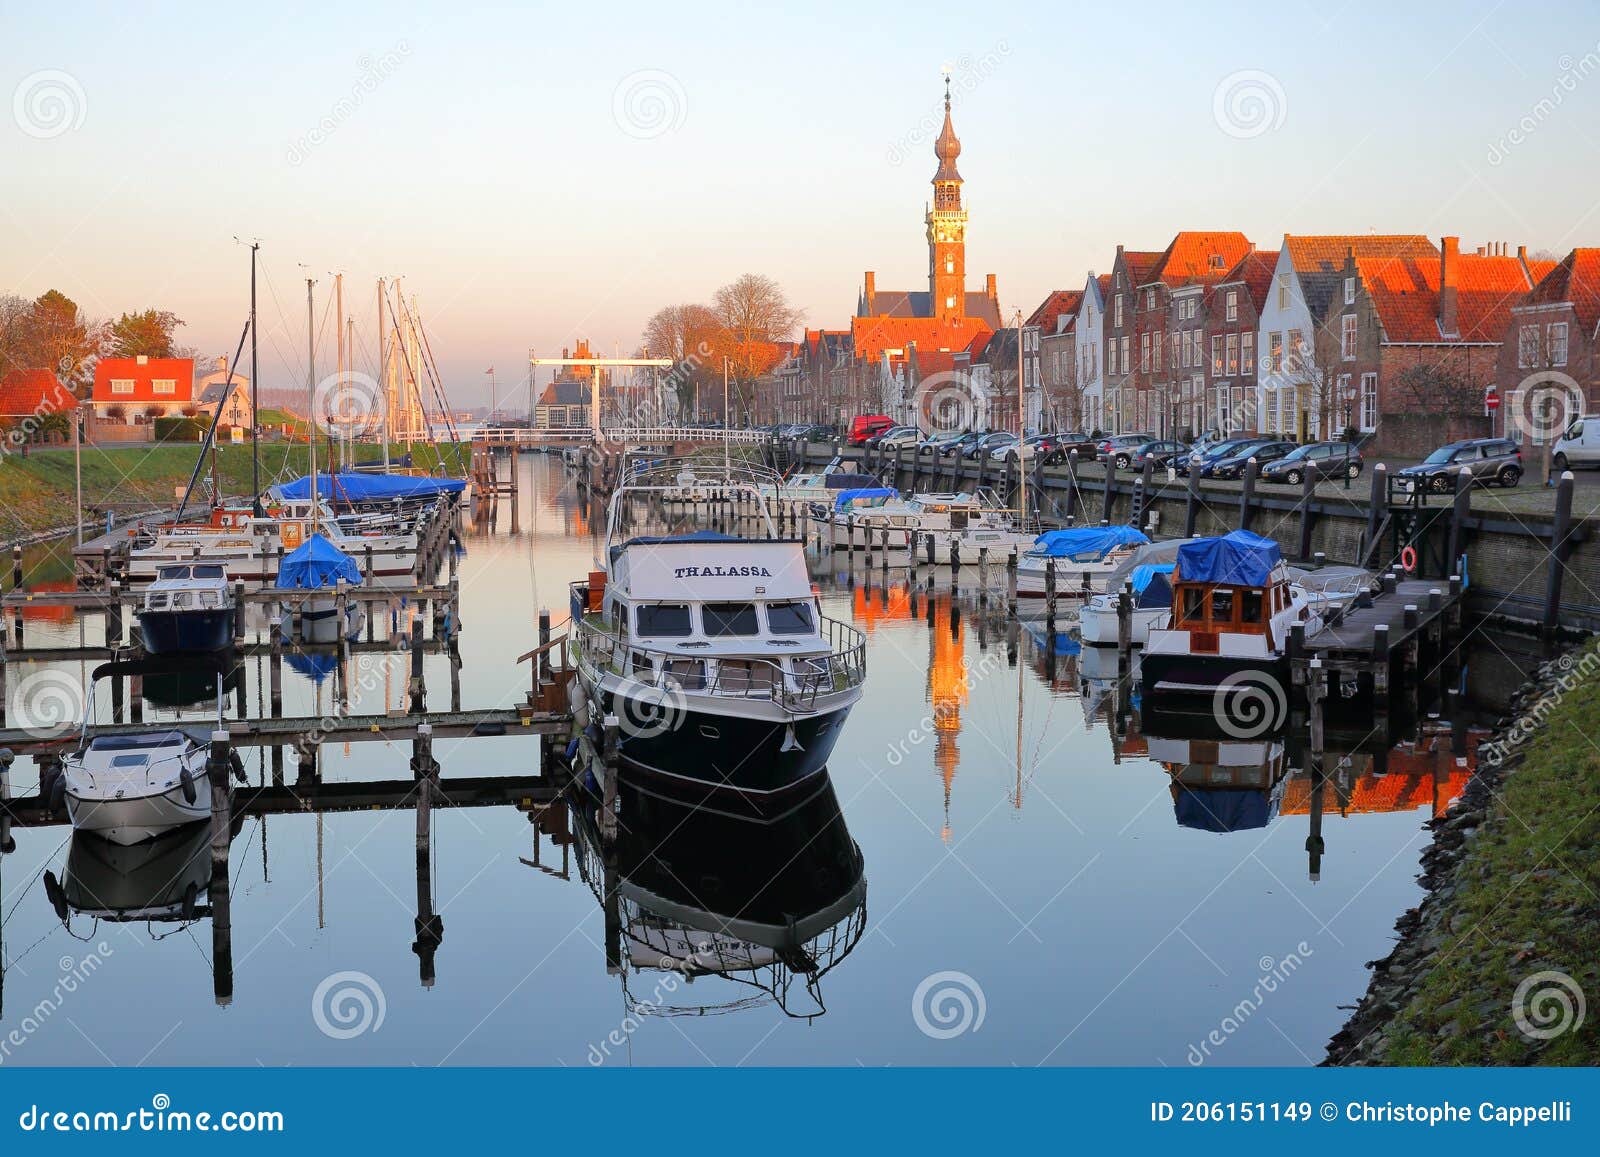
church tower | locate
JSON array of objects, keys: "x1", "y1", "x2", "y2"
[{"x1": 926, "y1": 76, "x2": 968, "y2": 321}]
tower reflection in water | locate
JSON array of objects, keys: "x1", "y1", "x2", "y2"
[{"x1": 570, "y1": 772, "x2": 867, "y2": 1020}]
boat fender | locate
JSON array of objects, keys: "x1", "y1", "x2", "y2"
[
  {"x1": 179, "y1": 767, "x2": 197, "y2": 805},
  {"x1": 48, "y1": 775, "x2": 66, "y2": 815},
  {"x1": 43, "y1": 870, "x2": 69, "y2": 923},
  {"x1": 182, "y1": 882, "x2": 199, "y2": 922},
  {"x1": 229, "y1": 750, "x2": 247, "y2": 783},
  {"x1": 564, "y1": 737, "x2": 580, "y2": 761}
]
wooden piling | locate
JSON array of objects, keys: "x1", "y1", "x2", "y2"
[
  {"x1": 1239, "y1": 458, "x2": 1258, "y2": 532},
  {"x1": 1542, "y1": 470, "x2": 1576, "y2": 642},
  {"x1": 600, "y1": 714, "x2": 620, "y2": 842},
  {"x1": 1184, "y1": 460, "x2": 1199, "y2": 537}
]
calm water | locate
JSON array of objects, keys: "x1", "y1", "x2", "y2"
[{"x1": 0, "y1": 456, "x2": 1536, "y2": 1067}]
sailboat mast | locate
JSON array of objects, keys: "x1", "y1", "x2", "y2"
[
  {"x1": 1016, "y1": 309, "x2": 1027, "y2": 526},
  {"x1": 377, "y1": 276, "x2": 390, "y2": 474},
  {"x1": 250, "y1": 241, "x2": 262, "y2": 516},
  {"x1": 306, "y1": 277, "x2": 318, "y2": 535},
  {"x1": 335, "y1": 271, "x2": 344, "y2": 472}
]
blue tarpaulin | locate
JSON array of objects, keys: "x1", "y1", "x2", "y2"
[
  {"x1": 1176, "y1": 530, "x2": 1281, "y2": 586},
  {"x1": 1173, "y1": 787, "x2": 1273, "y2": 833},
  {"x1": 1128, "y1": 564, "x2": 1175, "y2": 608},
  {"x1": 275, "y1": 472, "x2": 466, "y2": 503},
  {"x1": 833, "y1": 487, "x2": 897, "y2": 510},
  {"x1": 278, "y1": 533, "x2": 363, "y2": 589},
  {"x1": 1029, "y1": 525, "x2": 1148, "y2": 558}
]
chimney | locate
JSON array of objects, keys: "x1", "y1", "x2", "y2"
[
  {"x1": 863, "y1": 271, "x2": 875, "y2": 314},
  {"x1": 986, "y1": 273, "x2": 997, "y2": 299},
  {"x1": 1439, "y1": 236, "x2": 1460, "y2": 337}
]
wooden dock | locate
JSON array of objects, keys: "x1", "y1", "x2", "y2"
[{"x1": 1291, "y1": 571, "x2": 1464, "y2": 695}]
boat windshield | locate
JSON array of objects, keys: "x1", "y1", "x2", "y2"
[
  {"x1": 156, "y1": 566, "x2": 191, "y2": 580},
  {"x1": 766, "y1": 601, "x2": 815, "y2": 635},
  {"x1": 194, "y1": 564, "x2": 225, "y2": 578},
  {"x1": 635, "y1": 604, "x2": 693, "y2": 637},
  {"x1": 703, "y1": 602, "x2": 759, "y2": 637}
]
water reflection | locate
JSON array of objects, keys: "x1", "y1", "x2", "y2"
[{"x1": 569, "y1": 774, "x2": 866, "y2": 1020}]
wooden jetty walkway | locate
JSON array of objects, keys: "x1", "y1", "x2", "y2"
[{"x1": 1290, "y1": 571, "x2": 1464, "y2": 695}]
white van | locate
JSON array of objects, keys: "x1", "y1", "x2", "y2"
[{"x1": 1552, "y1": 415, "x2": 1600, "y2": 469}]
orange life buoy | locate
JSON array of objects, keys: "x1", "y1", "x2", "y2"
[{"x1": 1400, "y1": 545, "x2": 1417, "y2": 573}]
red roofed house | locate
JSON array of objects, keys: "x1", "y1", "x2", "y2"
[
  {"x1": 1030, "y1": 290, "x2": 1085, "y2": 430},
  {"x1": 0, "y1": 368, "x2": 78, "y2": 447},
  {"x1": 1321, "y1": 238, "x2": 1543, "y2": 455},
  {"x1": 1202, "y1": 249, "x2": 1277, "y2": 436},
  {"x1": 91, "y1": 355, "x2": 197, "y2": 440},
  {"x1": 1103, "y1": 245, "x2": 1165, "y2": 432},
  {"x1": 1495, "y1": 248, "x2": 1600, "y2": 444}
]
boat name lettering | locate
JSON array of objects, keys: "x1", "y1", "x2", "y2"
[{"x1": 672, "y1": 565, "x2": 773, "y2": 578}]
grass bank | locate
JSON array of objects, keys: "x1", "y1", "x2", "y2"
[
  {"x1": 0, "y1": 440, "x2": 467, "y2": 543},
  {"x1": 1328, "y1": 639, "x2": 1600, "y2": 1064}
]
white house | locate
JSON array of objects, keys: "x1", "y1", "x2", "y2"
[
  {"x1": 1074, "y1": 273, "x2": 1109, "y2": 433},
  {"x1": 1257, "y1": 235, "x2": 1438, "y2": 439}
]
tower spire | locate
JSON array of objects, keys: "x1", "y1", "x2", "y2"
[{"x1": 927, "y1": 71, "x2": 967, "y2": 320}]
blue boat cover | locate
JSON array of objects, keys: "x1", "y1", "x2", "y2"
[
  {"x1": 1129, "y1": 564, "x2": 1175, "y2": 608},
  {"x1": 276, "y1": 472, "x2": 466, "y2": 502},
  {"x1": 1176, "y1": 529, "x2": 1281, "y2": 586},
  {"x1": 286, "y1": 651, "x2": 339, "y2": 683},
  {"x1": 1030, "y1": 525, "x2": 1148, "y2": 558},
  {"x1": 833, "y1": 487, "x2": 896, "y2": 510},
  {"x1": 1174, "y1": 787, "x2": 1272, "y2": 833},
  {"x1": 278, "y1": 533, "x2": 363, "y2": 589}
]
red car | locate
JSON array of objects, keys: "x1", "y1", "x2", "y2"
[{"x1": 849, "y1": 414, "x2": 893, "y2": 446}]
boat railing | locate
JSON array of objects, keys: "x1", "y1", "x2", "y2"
[{"x1": 571, "y1": 613, "x2": 866, "y2": 714}]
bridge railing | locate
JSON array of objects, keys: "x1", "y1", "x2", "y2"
[{"x1": 473, "y1": 426, "x2": 770, "y2": 446}]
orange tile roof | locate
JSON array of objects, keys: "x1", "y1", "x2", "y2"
[
  {"x1": 1524, "y1": 248, "x2": 1600, "y2": 333},
  {"x1": 1357, "y1": 253, "x2": 1534, "y2": 343},
  {"x1": 1026, "y1": 289, "x2": 1082, "y2": 333},
  {"x1": 850, "y1": 314, "x2": 992, "y2": 362},
  {"x1": 1218, "y1": 250, "x2": 1277, "y2": 310},
  {"x1": 1279, "y1": 767, "x2": 1470, "y2": 815},
  {"x1": 1120, "y1": 250, "x2": 1164, "y2": 286},
  {"x1": 0, "y1": 368, "x2": 77, "y2": 417},
  {"x1": 1152, "y1": 231, "x2": 1255, "y2": 287},
  {"x1": 1284, "y1": 234, "x2": 1439, "y2": 274}
]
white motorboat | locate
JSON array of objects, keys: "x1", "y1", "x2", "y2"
[
  {"x1": 1015, "y1": 525, "x2": 1151, "y2": 608},
  {"x1": 809, "y1": 487, "x2": 910, "y2": 549},
  {"x1": 61, "y1": 730, "x2": 212, "y2": 846},
  {"x1": 137, "y1": 562, "x2": 235, "y2": 654},
  {"x1": 570, "y1": 463, "x2": 867, "y2": 810}
]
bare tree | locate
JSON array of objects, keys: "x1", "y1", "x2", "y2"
[
  {"x1": 713, "y1": 274, "x2": 802, "y2": 422},
  {"x1": 642, "y1": 303, "x2": 723, "y2": 420}
]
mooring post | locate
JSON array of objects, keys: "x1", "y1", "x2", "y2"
[
  {"x1": 1371, "y1": 623, "x2": 1391, "y2": 695},
  {"x1": 232, "y1": 580, "x2": 247, "y2": 643},
  {"x1": 978, "y1": 546, "x2": 989, "y2": 601},
  {"x1": 1542, "y1": 470, "x2": 1576, "y2": 643},
  {"x1": 269, "y1": 613, "x2": 283, "y2": 716},
  {"x1": 1306, "y1": 659, "x2": 1327, "y2": 881},
  {"x1": 1238, "y1": 457, "x2": 1258, "y2": 532},
  {"x1": 949, "y1": 537, "x2": 960, "y2": 573},
  {"x1": 408, "y1": 612, "x2": 426, "y2": 713},
  {"x1": 208, "y1": 730, "x2": 232, "y2": 866},
  {"x1": 925, "y1": 532, "x2": 935, "y2": 566},
  {"x1": 1117, "y1": 581, "x2": 1132, "y2": 663},
  {"x1": 880, "y1": 527, "x2": 890, "y2": 571},
  {"x1": 1294, "y1": 463, "x2": 1315, "y2": 559},
  {"x1": 1447, "y1": 467, "x2": 1472, "y2": 575},
  {"x1": 1184, "y1": 459, "x2": 1199, "y2": 537},
  {"x1": 1363, "y1": 463, "x2": 1388, "y2": 564},
  {"x1": 1101, "y1": 460, "x2": 1116, "y2": 525},
  {"x1": 1065, "y1": 449, "x2": 1079, "y2": 522},
  {"x1": 600, "y1": 714, "x2": 620, "y2": 842},
  {"x1": 106, "y1": 580, "x2": 123, "y2": 649},
  {"x1": 1139, "y1": 457, "x2": 1155, "y2": 528},
  {"x1": 1045, "y1": 557, "x2": 1058, "y2": 627},
  {"x1": 8, "y1": 546, "x2": 21, "y2": 644}
]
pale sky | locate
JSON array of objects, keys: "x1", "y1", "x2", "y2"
[{"x1": 4, "y1": 0, "x2": 1598, "y2": 407}]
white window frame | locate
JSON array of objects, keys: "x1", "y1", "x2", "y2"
[
  {"x1": 1341, "y1": 314, "x2": 1358, "y2": 361},
  {"x1": 1549, "y1": 321, "x2": 1569, "y2": 367},
  {"x1": 1242, "y1": 332, "x2": 1255, "y2": 375},
  {"x1": 1344, "y1": 277, "x2": 1356, "y2": 305},
  {"x1": 1359, "y1": 372, "x2": 1377, "y2": 432},
  {"x1": 1225, "y1": 291, "x2": 1238, "y2": 322},
  {"x1": 151, "y1": 379, "x2": 176, "y2": 396},
  {"x1": 110, "y1": 379, "x2": 134, "y2": 395}
]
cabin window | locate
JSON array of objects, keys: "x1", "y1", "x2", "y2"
[
  {"x1": 703, "y1": 602, "x2": 759, "y2": 636},
  {"x1": 1181, "y1": 588, "x2": 1206, "y2": 623},
  {"x1": 718, "y1": 659, "x2": 774, "y2": 696},
  {"x1": 1241, "y1": 590, "x2": 1263, "y2": 624},
  {"x1": 665, "y1": 658, "x2": 706, "y2": 690},
  {"x1": 630, "y1": 651, "x2": 654, "y2": 677},
  {"x1": 195, "y1": 565, "x2": 225, "y2": 578},
  {"x1": 766, "y1": 601, "x2": 815, "y2": 635},
  {"x1": 635, "y1": 603, "x2": 692, "y2": 637},
  {"x1": 1210, "y1": 590, "x2": 1235, "y2": 622}
]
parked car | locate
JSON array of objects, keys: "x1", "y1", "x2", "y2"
[
  {"x1": 1177, "y1": 436, "x2": 1273, "y2": 478},
  {"x1": 849, "y1": 414, "x2": 893, "y2": 446},
  {"x1": 919, "y1": 430, "x2": 965, "y2": 453},
  {"x1": 1202, "y1": 439, "x2": 1297, "y2": 479},
  {"x1": 1260, "y1": 440, "x2": 1364, "y2": 485},
  {"x1": 1397, "y1": 437, "x2": 1523, "y2": 493},
  {"x1": 1551, "y1": 415, "x2": 1600, "y2": 470},
  {"x1": 988, "y1": 433, "x2": 1035, "y2": 461},
  {"x1": 876, "y1": 425, "x2": 923, "y2": 450},
  {"x1": 965, "y1": 431, "x2": 1016, "y2": 460},
  {"x1": 862, "y1": 423, "x2": 910, "y2": 449},
  {"x1": 1098, "y1": 433, "x2": 1158, "y2": 469},
  {"x1": 938, "y1": 431, "x2": 985, "y2": 457},
  {"x1": 1042, "y1": 432, "x2": 1100, "y2": 462},
  {"x1": 1132, "y1": 439, "x2": 1190, "y2": 469}
]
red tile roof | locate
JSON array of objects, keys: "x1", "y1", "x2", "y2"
[
  {"x1": 1523, "y1": 248, "x2": 1600, "y2": 333},
  {"x1": 1026, "y1": 290, "x2": 1083, "y2": 334},
  {"x1": 1285, "y1": 234, "x2": 1439, "y2": 274},
  {"x1": 1357, "y1": 253, "x2": 1534, "y2": 343},
  {"x1": 850, "y1": 314, "x2": 992, "y2": 362},
  {"x1": 1119, "y1": 250, "x2": 1164, "y2": 286},
  {"x1": 1151, "y1": 231, "x2": 1255, "y2": 287},
  {"x1": 91, "y1": 357, "x2": 195, "y2": 404},
  {"x1": 0, "y1": 368, "x2": 77, "y2": 417},
  {"x1": 1218, "y1": 250, "x2": 1277, "y2": 310}
]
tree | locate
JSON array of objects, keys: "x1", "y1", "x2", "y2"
[
  {"x1": 22, "y1": 290, "x2": 102, "y2": 394},
  {"x1": 642, "y1": 303, "x2": 724, "y2": 420},
  {"x1": 713, "y1": 274, "x2": 802, "y2": 422},
  {"x1": 106, "y1": 309, "x2": 184, "y2": 359}
]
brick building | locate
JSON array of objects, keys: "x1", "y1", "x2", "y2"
[
  {"x1": 1203, "y1": 249, "x2": 1275, "y2": 436},
  {"x1": 1495, "y1": 248, "x2": 1600, "y2": 438}
]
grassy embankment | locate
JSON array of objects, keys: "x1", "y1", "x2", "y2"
[
  {"x1": 0, "y1": 439, "x2": 466, "y2": 542},
  {"x1": 1368, "y1": 639, "x2": 1600, "y2": 1064}
]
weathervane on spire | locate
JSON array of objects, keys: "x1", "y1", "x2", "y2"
[{"x1": 941, "y1": 63, "x2": 953, "y2": 110}]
